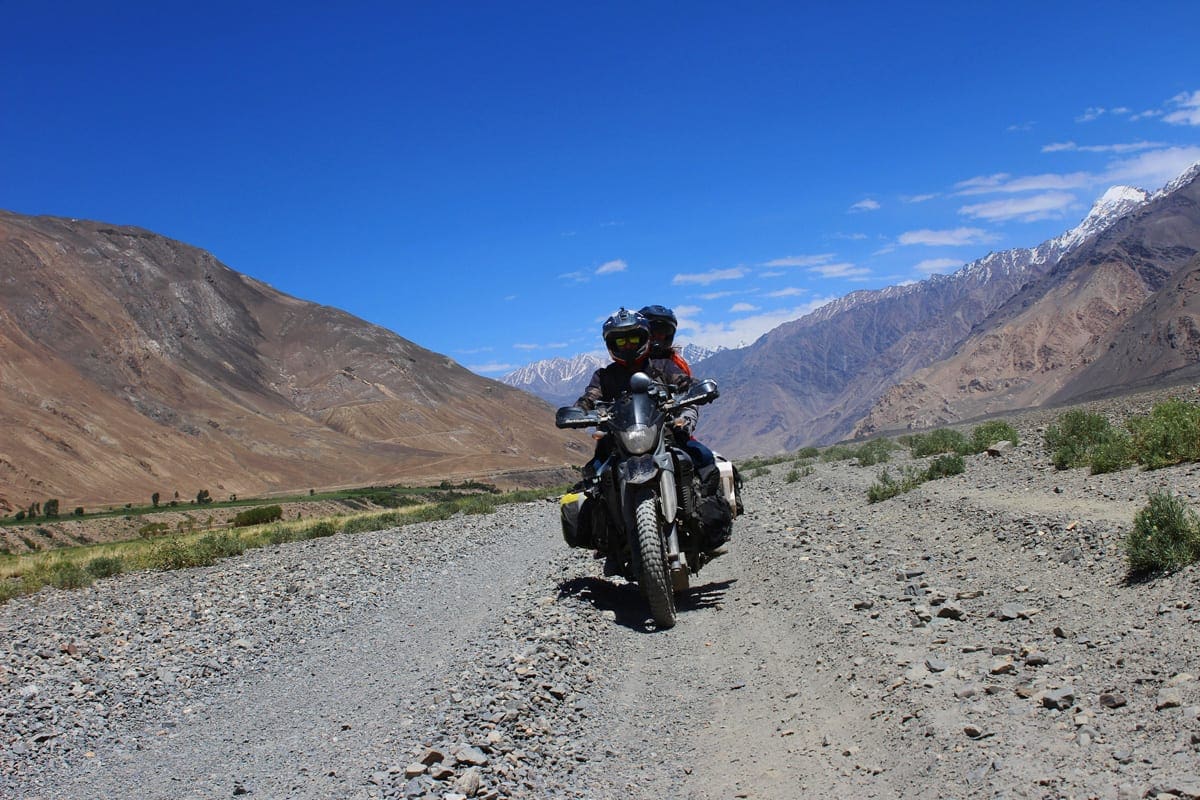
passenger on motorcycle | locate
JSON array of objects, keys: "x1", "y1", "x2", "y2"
[{"x1": 637, "y1": 304, "x2": 716, "y2": 471}]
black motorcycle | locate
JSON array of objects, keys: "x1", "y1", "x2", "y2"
[{"x1": 556, "y1": 373, "x2": 725, "y2": 629}]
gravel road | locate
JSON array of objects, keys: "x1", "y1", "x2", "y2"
[{"x1": 4, "y1": 397, "x2": 1200, "y2": 799}]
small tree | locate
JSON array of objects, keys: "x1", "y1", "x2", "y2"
[
  {"x1": 43, "y1": 499, "x2": 60, "y2": 518},
  {"x1": 196, "y1": 489, "x2": 212, "y2": 504},
  {"x1": 152, "y1": 492, "x2": 160, "y2": 508},
  {"x1": 73, "y1": 507, "x2": 84, "y2": 516},
  {"x1": 15, "y1": 510, "x2": 25, "y2": 521},
  {"x1": 28, "y1": 502, "x2": 41, "y2": 518}
]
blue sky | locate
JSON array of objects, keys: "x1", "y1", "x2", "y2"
[{"x1": 4, "y1": 2, "x2": 1200, "y2": 374}]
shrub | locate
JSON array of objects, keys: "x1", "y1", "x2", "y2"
[
  {"x1": 85, "y1": 557, "x2": 124, "y2": 579},
  {"x1": 152, "y1": 492, "x2": 160, "y2": 507},
  {"x1": 301, "y1": 521, "x2": 338, "y2": 539},
  {"x1": 795, "y1": 446, "x2": 820, "y2": 459},
  {"x1": 232, "y1": 505, "x2": 284, "y2": 527},
  {"x1": 855, "y1": 438, "x2": 896, "y2": 467},
  {"x1": 15, "y1": 511, "x2": 25, "y2": 521},
  {"x1": 1088, "y1": 431, "x2": 1134, "y2": 474},
  {"x1": 970, "y1": 420, "x2": 1019, "y2": 453},
  {"x1": 867, "y1": 465, "x2": 925, "y2": 503},
  {"x1": 910, "y1": 429, "x2": 969, "y2": 458},
  {"x1": 196, "y1": 489, "x2": 212, "y2": 504},
  {"x1": 46, "y1": 560, "x2": 91, "y2": 590},
  {"x1": 820, "y1": 445, "x2": 858, "y2": 462},
  {"x1": 749, "y1": 466, "x2": 770, "y2": 478},
  {"x1": 1126, "y1": 492, "x2": 1200, "y2": 575},
  {"x1": 924, "y1": 453, "x2": 965, "y2": 480},
  {"x1": 1127, "y1": 399, "x2": 1200, "y2": 470},
  {"x1": 867, "y1": 470, "x2": 902, "y2": 503},
  {"x1": 43, "y1": 499, "x2": 60, "y2": 518},
  {"x1": 785, "y1": 466, "x2": 813, "y2": 483},
  {"x1": 73, "y1": 507, "x2": 84, "y2": 516},
  {"x1": 1044, "y1": 410, "x2": 1117, "y2": 470}
]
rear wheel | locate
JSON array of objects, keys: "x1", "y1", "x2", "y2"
[{"x1": 634, "y1": 489, "x2": 676, "y2": 628}]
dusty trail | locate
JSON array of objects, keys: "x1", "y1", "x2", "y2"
[{"x1": 5, "y1": 406, "x2": 1200, "y2": 800}]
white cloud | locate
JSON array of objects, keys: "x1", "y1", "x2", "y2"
[
  {"x1": 904, "y1": 193, "x2": 938, "y2": 203},
  {"x1": 809, "y1": 262, "x2": 870, "y2": 279},
  {"x1": 729, "y1": 302, "x2": 760, "y2": 313},
  {"x1": 468, "y1": 362, "x2": 517, "y2": 374},
  {"x1": 959, "y1": 191, "x2": 1076, "y2": 222},
  {"x1": 1007, "y1": 121, "x2": 1036, "y2": 132},
  {"x1": 1132, "y1": 108, "x2": 1163, "y2": 121},
  {"x1": 762, "y1": 253, "x2": 835, "y2": 267},
  {"x1": 914, "y1": 258, "x2": 963, "y2": 275},
  {"x1": 1112, "y1": 107, "x2": 1131, "y2": 116},
  {"x1": 672, "y1": 267, "x2": 747, "y2": 286},
  {"x1": 955, "y1": 171, "x2": 1090, "y2": 195},
  {"x1": 595, "y1": 258, "x2": 627, "y2": 275},
  {"x1": 1077, "y1": 106, "x2": 1105, "y2": 122},
  {"x1": 1102, "y1": 147, "x2": 1200, "y2": 189},
  {"x1": 1042, "y1": 140, "x2": 1165, "y2": 154},
  {"x1": 677, "y1": 298, "x2": 838, "y2": 350},
  {"x1": 697, "y1": 290, "x2": 737, "y2": 300},
  {"x1": 1164, "y1": 90, "x2": 1200, "y2": 126},
  {"x1": 849, "y1": 198, "x2": 881, "y2": 212},
  {"x1": 513, "y1": 342, "x2": 567, "y2": 350},
  {"x1": 898, "y1": 227, "x2": 997, "y2": 247},
  {"x1": 832, "y1": 232, "x2": 869, "y2": 240},
  {"x1": 765, "y1": 287, "x2": 807, "y2": 298},
  {"x1": 455, "y1": 346, "x2": 494, "y2": 355},
  {"x1": 759, "y1": 270, "x2": 786, "y2": 278},
  {"x1": 674, "y1": 304, "x2": 702, "y2": 317},
  {"x1": 558, "y1": 270, "x2": 589, "y2": 283}
]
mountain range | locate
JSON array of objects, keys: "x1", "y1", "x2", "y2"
[
  {"x1": 503, "y1": 164, "x2": 1200, "y2": 457},
  {"x1": 5, "y1": 164, "x2": 1199, "y2": 509},
  {"x1": 500, "y1": 344, "x2": 719, "y2": 407},
  {"x1": 0, "y1": 212, "x2": 587, "y2": 511}
]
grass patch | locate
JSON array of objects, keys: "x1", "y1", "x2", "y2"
[
  {"x1": 0, "y1": 487, "x2": 560, "y2": 605},
  {"x1": 1126, "y1": 492, "x2": 1200, "y2": 576}
]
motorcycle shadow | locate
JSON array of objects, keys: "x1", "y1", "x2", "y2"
[{"x1": 557, "y1": 576, "x2": 736, "y2": 632}]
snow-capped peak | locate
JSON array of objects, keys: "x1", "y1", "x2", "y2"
[{"x1": 1053, "y1": 184, "x2": 1148, "y2": 252}]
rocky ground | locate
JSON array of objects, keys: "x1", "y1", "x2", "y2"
[{"x1": 3, "y1": 391, "x2": 1200, "y2": 799}]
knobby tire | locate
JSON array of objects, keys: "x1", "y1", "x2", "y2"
[{"x1": 635, "y1": 489, "x2": 676, "y2": 629}]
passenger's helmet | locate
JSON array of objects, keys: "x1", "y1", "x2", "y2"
[
  {"x1": 602, "y1": 308, "x2": 651, "y2": 367},
  {"x1": 638, "y1": 304, "x2": 677, "y2": 358}
]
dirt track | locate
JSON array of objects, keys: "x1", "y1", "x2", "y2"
[{"x1": 4, "y1": 396, "x2": 1200, "y2": 799}]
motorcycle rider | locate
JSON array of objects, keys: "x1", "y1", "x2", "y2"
[
  {"x1": 575, "y1": 307, "x2": 697, "y2": 454},
  {"x1": 574, "y1": 308, "x2": 728, "y2": 563}
]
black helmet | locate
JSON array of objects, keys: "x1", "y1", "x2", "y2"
[
  {"x1": 602, "y1": 308, "x2": 651, "y2": 366},
  {"x1": 638, "y1": 304, "x2": 677, "y2": 357}
]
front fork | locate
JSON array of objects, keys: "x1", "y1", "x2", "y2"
[{"x1": 618, "y1": 454, "x2": 686, "y2": 576}]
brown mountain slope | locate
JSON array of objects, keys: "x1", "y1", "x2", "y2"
[
  {"x1": 0, "y1": 211, "x2": 586, "y2": 510},
  {"x1": 854, "y1": 169, "x2": 1200, "y2": 436}
]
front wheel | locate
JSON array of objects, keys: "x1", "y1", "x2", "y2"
[{"x1": 634, "y1": 489, "x2": 676, "y2": 629}]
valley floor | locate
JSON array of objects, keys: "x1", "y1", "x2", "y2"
[{"x1": 3, "y1": 402, "x2": 1200, "y2": 799}]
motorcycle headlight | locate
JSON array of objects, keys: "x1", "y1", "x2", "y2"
[{"x1": 618, "y1": 425, "x2": 657, "y2": 455}]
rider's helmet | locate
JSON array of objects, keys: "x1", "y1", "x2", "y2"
[
  {"x1": 638, "y1": 304, "x2": 678, "y2": 358},
  {"x1": 602, "y1": 308, "x2": 651, "y2": 367}
]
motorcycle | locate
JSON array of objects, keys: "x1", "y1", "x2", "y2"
[{"x1": 556, "y1": 372, "x2": 727, "y2": 629}]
